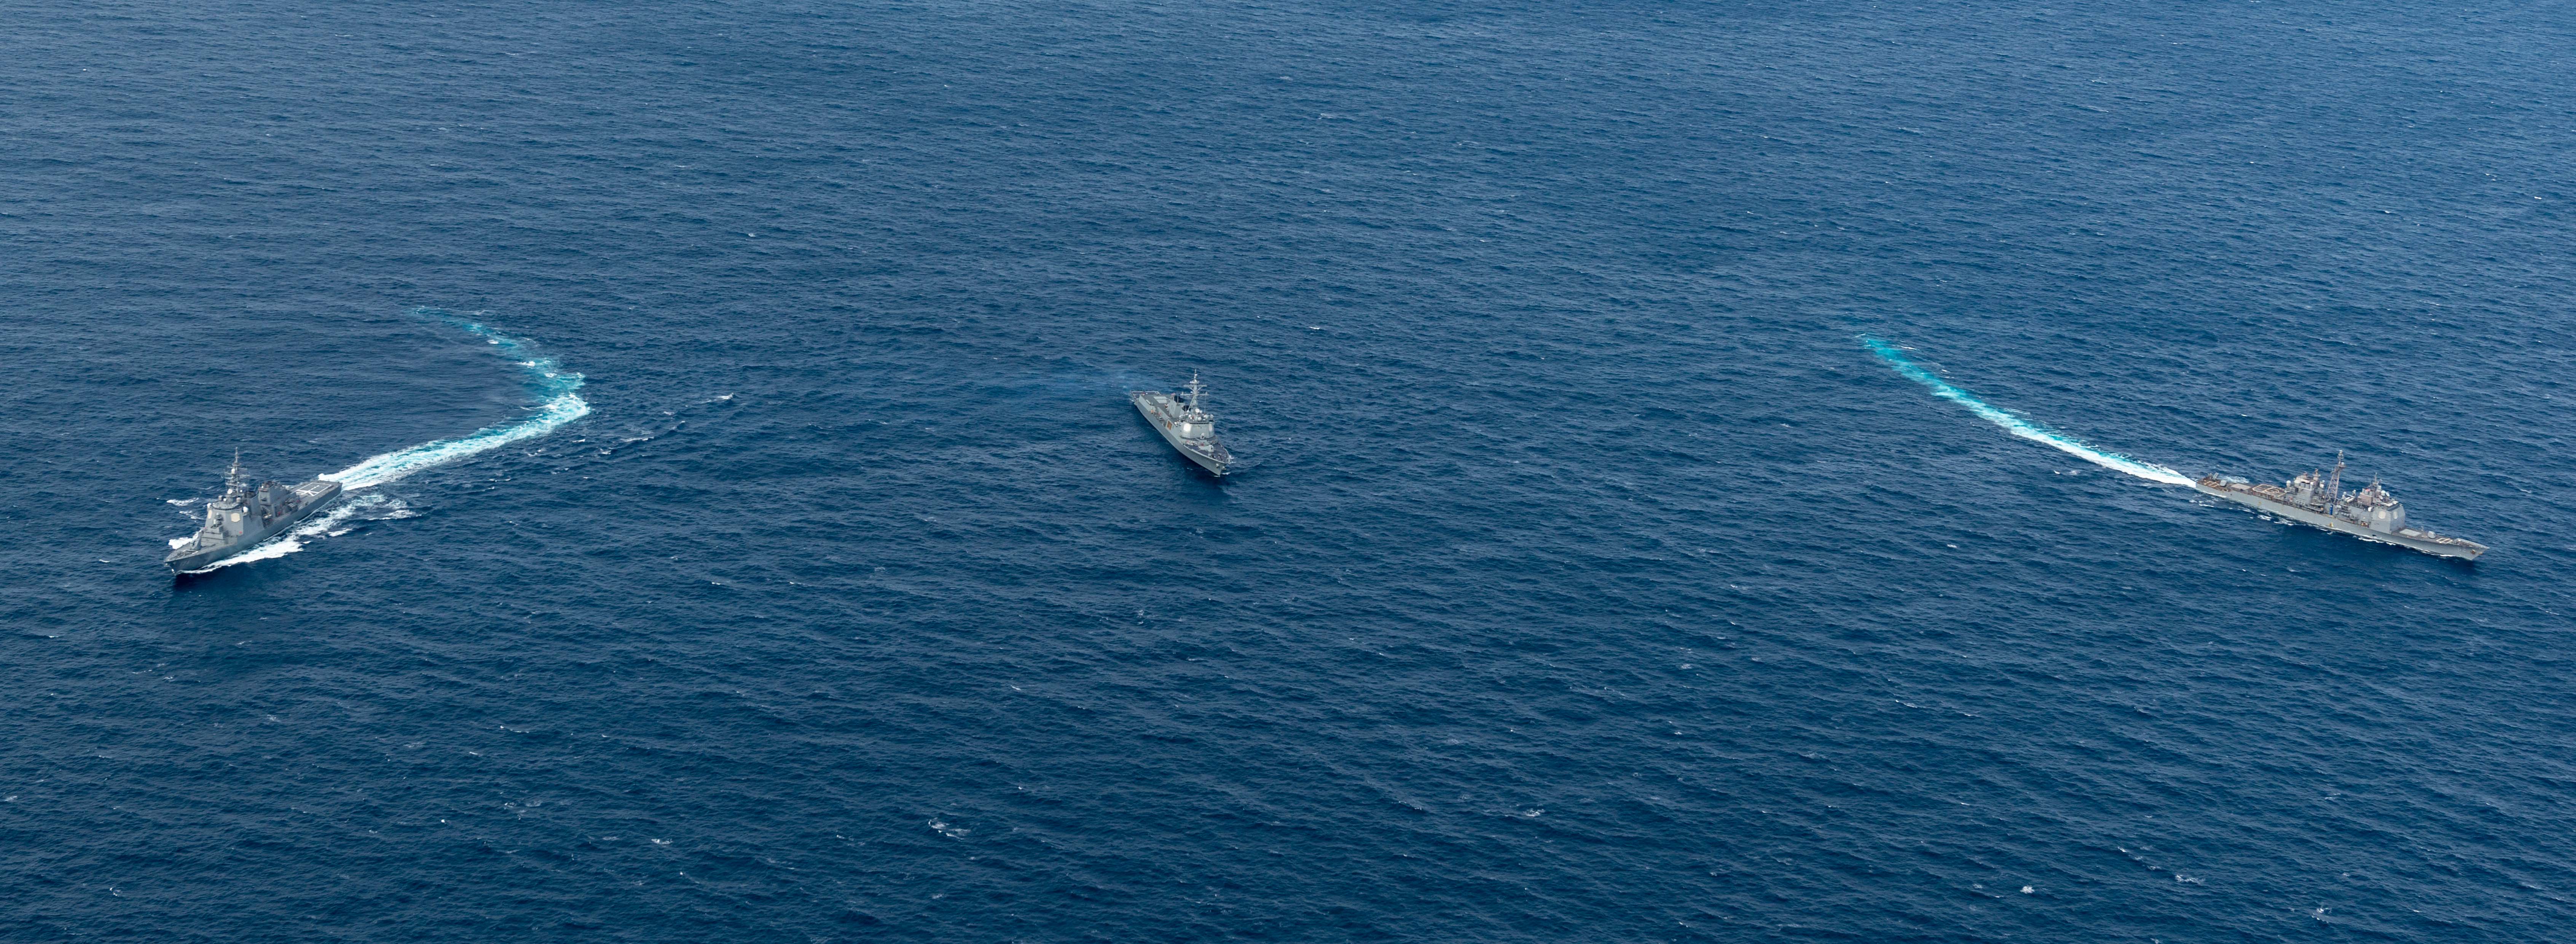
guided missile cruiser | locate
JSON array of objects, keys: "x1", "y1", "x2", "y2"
[
  {"x1": 165, "y1": 453, "x2": 344, "y2": 573},
  {"x1": 1130, "y1": 373, "x2": 1233, "y2": 476},
  {"x1": 2195, "y1": 453, "x2": 2485, "y2": 560}
]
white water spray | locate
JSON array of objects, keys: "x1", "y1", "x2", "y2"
[
  {"x1": 323, "y1": 318, "x2": 591, "y2": 489},
  {"x1": 1862, "y1": 336, "x2": 2191, "y2": 486}
]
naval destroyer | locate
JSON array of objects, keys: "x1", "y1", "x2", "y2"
[
  {"x1": 165, "y1": 454, "x2": 344, "y2": 573},
  {"x1": 1130, "y1": 373, "x2": 1232, "y2": 475},
  {"x1": 2194, "y1": 454, "x2": 2485, "y2": 560}
]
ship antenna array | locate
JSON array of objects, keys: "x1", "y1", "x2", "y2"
[{"x1": 1184, "y1": 372, "x2": 1205, "y2": 411}]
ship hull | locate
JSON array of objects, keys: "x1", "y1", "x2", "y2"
[
  {"x1": 166, "y1": 480, "x2": 344, "y2": 573},
  {"x1": 1130, "y1": 394, "x2": 1230, "y2": 476},
  {"x1": 2193, "y1": 482, "x2": 2483, "y2": 560}
]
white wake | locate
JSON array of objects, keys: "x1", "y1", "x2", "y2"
[
  {"x1": 171, "y1": 315, "x2": 588, "y2": 573},
  {"x1": 1863, "y1": 336, "x2": 2192, "y2": 486},
  {"x1": 323, "y1": 318, "x2": 591, "y2": 489}
]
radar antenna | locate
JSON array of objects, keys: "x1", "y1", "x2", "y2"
[
  {"x1": 227, "y1": 449, "x2": 247, "y2": 490},
  {"x1": 1184, "y1": 372, "x2": 1207, "y2": 412}
]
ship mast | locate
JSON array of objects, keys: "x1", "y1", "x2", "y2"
[
  {"x1": 226, "y1": 449, "x2": 247, "y2": 492},
  {"x1": 2325, "y1": 451, "x2": 2346, "y2": 516},
  {"x1": 1184, "y1": 372, "x2": 1206, "y2": 412}
]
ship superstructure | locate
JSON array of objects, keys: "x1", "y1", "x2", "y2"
[
  {"x1": 164, "y1": 453, "x2": 344, "y2": 573},
  {"x1": 2194, "y1": 453, "x2": 2484, "y2": 560},
  {"x1": 1129, "y1": 373, "x2": 1233, "y2": 476}
]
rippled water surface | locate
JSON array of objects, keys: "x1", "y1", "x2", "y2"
[{"x1": 6, "y1": 1, "x2": 2575, "y2": 940}]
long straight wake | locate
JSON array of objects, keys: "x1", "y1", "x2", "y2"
[
  {"x1": 1862, "y1": 336, "x2": 2191, "y2": 486},
  {"x1": 324, "y1": 316, "x2": 591, "y2": 489}
]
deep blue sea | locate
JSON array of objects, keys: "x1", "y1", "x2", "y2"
[{"x1": 7, "y1": 1, "x2": 2576, "y2": 940}]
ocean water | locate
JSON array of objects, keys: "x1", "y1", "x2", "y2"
[{"x1": 6, "y1": 0, "x2": 2575, "y2": 940}]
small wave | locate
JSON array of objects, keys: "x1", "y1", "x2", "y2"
[
  {"x1": 166, "y1": 497, "x2": 200, "y2": 506},
  {"x1": 1862, "y1": 336, "x2": 2192, "y2": 486},
  {"x1": 323, "y1": 315, "x2": 590, "y2": 490}
]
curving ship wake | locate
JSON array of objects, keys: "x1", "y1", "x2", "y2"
[
  {"x1": 1862, "y1": 335, "x2": 2190, "y2": 486},
  {"x1": 324, "y1": 315, "x2": 591, "y2": 489},
  {"x1": 175, "y1": 314, "x2": 587, "y2": 573}
]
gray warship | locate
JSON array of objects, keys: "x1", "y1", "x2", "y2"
[
  {"x1": 1130, "y1": 373, "x2": 1233, "y2": 475},
  {"x1": 2194, "y1": 454, "x2": 2485, "y2": 560},
  {"x1": 165, "y1": 454, "x2": 344, "y2": 573}
]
